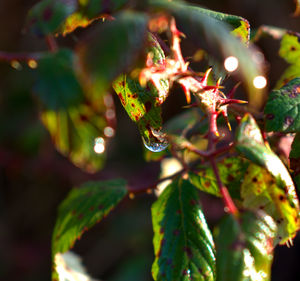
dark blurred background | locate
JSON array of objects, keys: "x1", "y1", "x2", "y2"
[{"x1": 0, "y1": 0, "x2": 300, "y2": 280}]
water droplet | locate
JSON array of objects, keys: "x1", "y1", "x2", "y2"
[
  {"x1": 143, "y1": 138, "x2": 168, "y2": 152},
  {"x1": 224, "y1": 56, "x2": 239, "y2": 72}
]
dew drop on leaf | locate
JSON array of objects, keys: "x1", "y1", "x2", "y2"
[{"x1": 142, "y1": 136, "x2": 168, "y2": 152}]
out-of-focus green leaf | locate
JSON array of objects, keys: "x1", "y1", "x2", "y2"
[
  {"x1": 264, "y1": 78, "x2": 300, "y2": 133},
  {"x1": 34, "y1": 49, "x2": 83, "y2": 110},
  {"x1": 215, "y1": 211, "x2": 277, "y2": 281},
  {"x1": 41, "y1": 90, "x2": 115, "y2": 173},
  {"x1": 77, "y1": 11, "x2": 148, "y2": 96},
  {"x1": 27, "y1": 0, "x2": 77, "y2": 36},
  {"x1": 189, "y1": 157, "x2": 249, "y2": 198},
  {"x1": 78, "y1": 0, "x2": 129, "y2": 19},
  {"x1": 151, "y1": 179, "x2": 216, "y2": 281},
  {"x1": 241, "y1": 163, "x2": 300, "y2": 245},
  {"x1": 113, "y1": 33, "x2": 169, "y2": 152},
  {"x1": 236, "y1": 114, "x2": 300, "y2": 244},
  {"x1": 52, "y1": 179, "x2": 127, "y2": 279},
  {"x1": 149, "y1": 0, "x2": 264, "y2": 109}
]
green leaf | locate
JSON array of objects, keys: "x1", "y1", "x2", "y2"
[
  {"x1": 41, "y1": 91, "x2": 114, "y2": 173},
  {"x1": 241, "y1": 163, "x2": 300, "y2": 245},
  {"x1": 77, "y1": 11, "x2": 148, "y2": 96},
  {"x1": 149, "y1": 0, "x2": 264, "y2": 108},
  {"x1": 264, "y1": 78, "x2": 300, "y2": 133},
  {"x1": 151, "y1": 179, "x2": 216, "y2": 281},
  {"x1": 189, "y1": 157, "x2": 249, "y2": 198},
  {"x1": 27, "y1": 0, "x2": 77, "y2": 36},
  {"x1": 215, "y1": 211, "x2": 277, "y2": 281},
  {"x1": 113, "y1": 33, "x2": 169, "y2": 152},
  {"x1": 52, "y1": 179, "x2": 127, "y2": 279},
  {"x1": 78, "y1": 0, "x2": 129, "y2": 19},
  {"x1": 34, "y1": 49, "x2": 84, "y2": 110}
]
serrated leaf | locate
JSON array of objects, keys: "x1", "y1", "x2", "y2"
[
  {"x1": 41, "y1": 91, "x2": 115, "y2": 173},
  {"x1": 27, "y1": 0, "x2": 77, "y2": 36},
  {"x1": 113, "y1": 33, "x2": 169, "y2": 152},
  {"x1": 189, "y1": 157, "x2": 249, "y2": 198},
  {"x1": 215, "y1": 211, "x2": 277, "y2": 281},
  {"x1": 151, "y1": 179, "x2": 216, "y2": 281},
  {"x1": 264, "y1": 78, "x2": 300, "y2": 133},
  {"x1": 149, "y1": 0, "x2": 264, "y2": 108},
  {"x1": 52, "y1": 179, "x2": 127, "y2": 279},
  {"x1": 241, "y1": 163, "x2": 300, "y2": 245},
  {"x1": 34, "y1": 49, "x2": 84, "y2": 110},
  {"x1": 77, "y1": 11, "x2": 148, "y2": 95},
  {"x1": 236, "y1": 114, "x2": 300, "y2": 244}
]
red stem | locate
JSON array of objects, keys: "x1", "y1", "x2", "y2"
[{"x1": 46, "y1": 35, "x2": 58, "y2": 52}]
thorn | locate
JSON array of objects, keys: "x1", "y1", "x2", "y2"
[
  {"x1": 221, "y1": 99, "x2": 248, "y2": 106},
  {"x1": 227, "y1": 81, "x2": 241, "y2": 99},
  {"x1": 201, "y1": 67, "x2": 212, "y2": 85},
  {"x1": 216, "y1": 77, "x2": 222, "y2": 88},
  {"x1": 221, "y1": 111, "x2": 232, "y2": 131}
]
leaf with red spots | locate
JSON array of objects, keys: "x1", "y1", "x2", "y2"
[
  {"x1": 275, "y1": 32, "x2": 300, "y2": 88},
  {"x1": 215, "y1": 211, "x2": 277, "y2": 281},
  {"x1": 151, "y1": 179, "x2": 216, "y2": 281},
  {"x1": 52, "y1": 179, "x2": 128, "y2": 279},
  {"x1": 39, "y1": 48, "x2": 116, "y2": 173},
  {"x1": 264, "y1": 78, "x2": 300, "y2": 133},
  {"x1": 77, "y1": 11, "x2": 148, "y2": 98},
  {"x1": 27, "y1": 0, "x2": 77, "y2": 36},
  {"x1": 240, "y1": 163, "x2": 300, "y2": 245},
  {"x1": 113, "y1": 33, "x2": 169, "y2": 151},
  {"x1": 235, "y1": 114, "x2": 300, "y2": 243},
  {"x1": 189, "y1": 157, "x2": 249, "y2": 199}
]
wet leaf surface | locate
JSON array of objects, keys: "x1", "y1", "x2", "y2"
[
  {"x1": 52, "y1": 179, "x2": 128, "y2": 279},
  {"x1": 113, "y1": 33, "x2": 169, "y2": 152},
  {"x1": 215, "y1": 211, "x2": 277, "y2": 281},
  {"x1": 264, "y1": 78, "x2": 300, "y2": 133},
  {"x1": 151, "y1": 179, "x2": 216, "y2": 281}
]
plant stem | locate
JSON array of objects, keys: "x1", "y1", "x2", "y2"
[
  {"x1": 210, "y1": 158, "x2": 238, "y2": 216},
  {"x1": 46, "y1": 35, "x2": 58, "y2": 52},
  {"x1": 0, "y1": 51, "x2": 42, "y2": 62}
]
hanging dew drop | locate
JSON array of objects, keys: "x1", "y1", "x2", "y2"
[{"x1": 143, "y1": 139, "x2": 168, "y2": 152}]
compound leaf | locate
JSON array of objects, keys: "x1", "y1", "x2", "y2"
[
  {"x1": 27, "y1": 0, "x2": 77, "y2": 36},
  {"x1": 215, "y1": 211, "x2": 277, "y2": 281},
  {"x1": 77, "y1": 11, "x2": 148, "y2": 96},
  {"x1": 34, "y1": 49, "x2": 83, "y2": 110},
  {"x1": 151, "y1": 179, "x2": 216, "y2": 281},
  {"x1": 189, "y1": 157, "x2": 249, "y2": 199},
  {"x1": 52, "y1": 179, "x2": 128, "y2": 279},
  {"x1": 264, "y1": 78, "x2": 300, "y2": 133}
]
